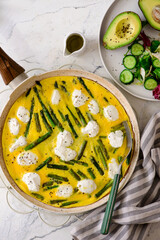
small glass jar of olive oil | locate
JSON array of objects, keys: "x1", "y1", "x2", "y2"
[{"x1": 64, "y1": 32, "x2": 86, "y2": 57}]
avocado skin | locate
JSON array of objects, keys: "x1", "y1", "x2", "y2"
[
  {"x1": 139, "y1": 0, "x2": 160, "y2": 30},
  {"x1": 103, "y1": 11, "x2": 142, "y2": 50}
]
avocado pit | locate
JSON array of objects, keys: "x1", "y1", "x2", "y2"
[{"x1": 152, "y1": 5, "x2": 160, "y2": 24}]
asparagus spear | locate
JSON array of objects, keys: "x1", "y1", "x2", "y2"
[
  {"x1": 77, "y1": 140, "x2": 87, "y2": 160},
  {"x1": 40, "y1": 110, "x2": 52, "y2": 132},
  {"x1": 65, "y1": 114, "x2": 78, "y2": 138},
  {"x1": 77, "y1": 77, "x2": 94, "y2": 98},
  {"x1": 42, "y1": 181, "x2": 54, "y2": 187},
  {"x1": 70, "y1": 160, "x2": 88, "y2": 167},
  {"x1": 25, "y1": 88, "x2": 31, "y2": 97},
  {"x1": 58, "y1": 110, "x2": 65, "y2": 122},
  {"x1": 60, "y1": 85, "x2": 69, "y2": 95},
  {"x1": 90, "y1": 156, "x2": 104, "y2": 176},
  {"x1": 48, "y1": 105, "x2": 64, "y2": 131},
  {"x1": 50, "y1": 199, "x2": 66, "y2": 204},
  {"x1": 97, "y1": 146, "x2": 108, "y2": 170},
  {"x1": 54, "y1": 81, "x2": 58, "y2": 88},
  {"x1": 95, "y1": 180, "x2": 113, "y2": 198},
  {"x1": 43, "y1": 185, "x2": 59, "y2": 191},
  {"x1": 32, "y1": 193, "x2": 44, "y2": 200},
  {"x1": 99, "y1": 136, "x2": 107, "y2": 139},
  {"x1": 111, "y1": 123, "x2": 124, "y2": 132},
  {"x1": 60, "y1": 160, "x2": 74, "y2": 165},
  {"x1": 35, "y1": 157, "x2": 52, "y2": 171},
  {"x1": 86, "y1": 112, "x2": 94, "y2": 121},
  {"x1": 126, "y1": 151, "x2": 132, "y2": 165},
  {"x1": 34, "y1": 113, "x2": 42, "y2": 132},
  {"x1": 66, "y1": 105, "x2": 81, "y2": 127},
  {"x1": 97, "y1": 138, "x2": 109, "y2": 160},
  {"x1": 42, "y1": 180, "x2": 62, "y2": 187},
  {"x1": 94, "y1": 146, "x2": 98, "y2": 157},
  {"x1": 87, "y1": 168, "x2": 96, "y2": 179},
  {"x1": 75, "y1": 108, "x2": 87, "y2": 126},
  {"x1": 47, "y1": 164, "x2": 68, "y2": 170},
  {"x1": 24, "y1": 97, "x2": 35, "y2": 137},
  {"x1": 24, "y1": 132, "x2": 51, "y2": 151},
  {"x1": 69, "y1": 169, "x2": 81, "y2": 181},
  {"x1": 77, "y1": 170, "x2": 87, "y2": 179},
  {"x1": 47, "y1": 174, "x2": 69, "y2": 182},
  {"x1": 103, "y1": 97, "x2": 109, "y2": 103},
  {"x1": 33, "y1": 86, "x2": 56, "y2": 128},
  {"x1": 60, "y1": 201, "x2": 79, "y2": 207},
  {"x1": 36, "y1": 81, "x2": 42, "y2": 87}
]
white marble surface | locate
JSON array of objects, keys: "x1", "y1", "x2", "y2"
[{"x1": 0, "y1": 0, "x2": 160, "y2": 239}]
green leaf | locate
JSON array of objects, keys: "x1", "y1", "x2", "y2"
[
  {"x1": 140, "y1": 55, "x2": 151, "y2": 70},
  {"x1": 153, "y1": 68, "x2": 160, "y2": 80},
  {"x1": 150, "y1": 40, "x2": 160, "y2": 53}
]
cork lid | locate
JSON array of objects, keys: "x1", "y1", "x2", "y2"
[{"x1": 0, "y1": 47, "x2": 25, "y2": 85}]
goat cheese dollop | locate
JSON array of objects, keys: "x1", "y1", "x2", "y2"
[
  {"x1": 17, "y1": 106, "x2": 30, "y2": 123},
  {"x1": 56, "y1": 184, "x2": 73, "y2": 198},
  {"x1": 108, "y1": 130, "x2": 124, "y2": 148},
  {"x1": 104, "y1": 105, "x2": 119, "y2": 121},
  {"x1": 51, "y1": 89, "x2": 61, "y2": 105},
  {"x1": 81, "y1": 120, "x2": 99, "y2": 137},
  {"x1": 57, "y1": 130, "x2": 73, "y2": 148},
  {"x1": 54, "y1": 146, "x2": 77, "y2": 161},
  {"x1": 108, "y1": 158, "x2": 119, "y2": 179},
  {"x1": 72, "y1": 90, "x2": 88, "y2": 107},
  {"x1": 77, "y1": 179, "x2": 97, "y2": 194},
  {"x1": 17, "y1": 151, "x2": 38, "y2": 166},
  {"x1": 9, "y1": 136, "x2": 27, "y2": 153},
  {"x1": 22, "y1": 172, "x2": 40, "y2": 192},
  {"x1": 8, "y1": 118, "x2": 20, "y2": 135},
  {"x1": 88, "y1": 100, "x2": 99, "y2": 114}
]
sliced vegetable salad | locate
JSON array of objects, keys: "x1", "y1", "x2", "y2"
[{"x1": 120, "y1": 31, "x2": 160, "y2": 100}]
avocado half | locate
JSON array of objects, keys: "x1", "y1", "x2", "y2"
[
  {"x1": 139, "y1": 0, "x2": 160, "y2": 30},
  {"x1": 103, "y1": 12, "x2": 142, "y2": 50}
]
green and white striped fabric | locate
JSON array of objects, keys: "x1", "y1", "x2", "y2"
[{"x1": 71, "y1": 112, "x2": 160, "y2": 240}]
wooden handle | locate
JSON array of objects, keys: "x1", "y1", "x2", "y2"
[
  {"x1": 101, "y1": 173, "x2": 120, "y2": 235},
  {"x1": 0, "y1": 47, "x2": 25, "y2": 85}
]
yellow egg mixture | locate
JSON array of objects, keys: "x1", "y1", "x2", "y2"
[{"x1": 2, "y1": 76, "x2": 133, "y2": 208}]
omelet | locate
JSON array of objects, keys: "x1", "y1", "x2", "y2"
[{"x1": 2, "y1": 76, "x2": 133, "y2": 208}]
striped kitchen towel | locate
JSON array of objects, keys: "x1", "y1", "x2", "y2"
[{"x1": 71, "y1": 111, "x2": 160, "y2": 240}]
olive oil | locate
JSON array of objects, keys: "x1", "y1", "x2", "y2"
[{"x1": 66, "y1": 34, "x2": 84, "y2": 53}]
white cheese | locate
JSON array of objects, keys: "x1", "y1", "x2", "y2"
[
  {"x1": 77, "y1": 179, "x2": 97, "y2": 194},
  {"x1": 8, "y1": 118, "x2": 20, "y2": 135},
  {"x1": 108, "y1": 130, "x2": 124, "y2": 148},
  {"x1": 9, "y1": 136, "x2": 27, "y2": 153},
  {"x1": 108, "y1": 158, "x2": 119, "y2": 179},
  {"x1": 140, "y1": 67, "x2": 145, "y2": 81},
  {"x1": 103, "y1": 105, "x2": 119, "y2": 121},
  {"x1": 57, "y1": 130, "x2": 73, "y2": 148},
  {"x1": 88, "y1": 100, "x2": 99, "y2": 114},
  {"x1": 72, "y1": 90, "x2": 88, "y2": 107},
  {"x1": 17, "y1": 151, "x2": 38, "y2": 166},
  {"x1": 56, "y1": 184, "x2": 73, "y2": 198},
  {"x1": 81, "y1": 120, "x2": 99, "y2": 138},
  {"x1": 51, "y1": 89, "x2": 61, "y2": 105},
  {"x1": 17, "y1": 106, "x2": 30, "y2": 123},
  {"x1": 54, "y1": 146, "x2": 77, "y2": 161},
  {"x1": 22, "y1": 172, "x2": 40, "y2": 192}
]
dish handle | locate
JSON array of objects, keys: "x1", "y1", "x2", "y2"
[{"x1": 0, "y1": 47, "x2": 27, "y2": 86}]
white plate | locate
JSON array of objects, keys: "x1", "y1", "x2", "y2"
[{"x1": 99, "y1": 0, "x2": 160, "y2": 101}]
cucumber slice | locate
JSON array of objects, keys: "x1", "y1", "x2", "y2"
[
  {"x1": 131, "y1": 43, "x2": 144, "y2": 56},
  {"x1": 144, "y1": 78, "x2": 158, "y2": 90},
  {"x1": 123, "y1": 55, "x2": 136, "y2": 70},
  {"x1": 120, "y1": 69, "x2": 134, "y2": 84},
  {"x1": 153, "y1": 59, "x2": 160, "y2": 68}
]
